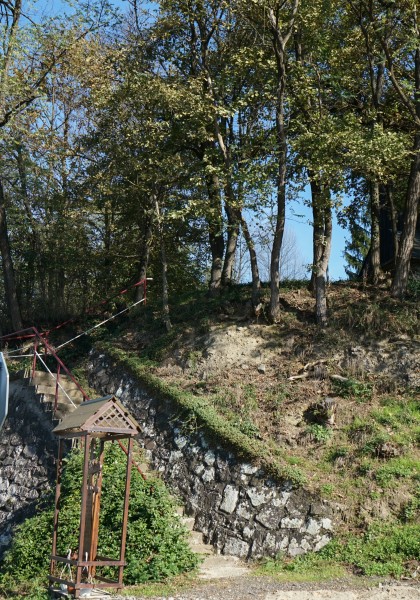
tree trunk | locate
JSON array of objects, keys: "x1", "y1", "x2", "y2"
[
  {"x1": 222, "y1": 202, "x2": 240, "y2": 286},
  {"x1": 370, "y1": 179, "x2": 383, "y2": 285},
  {"x1": 103, "y1": 201, "x2": 114, "y2": 291},
  {"x1": 155, "y1": 198, "x2": 172, "y2": 332},
  {"x1": 385, "y1": 184, "x2": 399, "y2": 266},
  {"x1": 0, "y1": 177, "x2": 23, "y2": 331},
  {"x1": 135, "y1": 213, "x2": 154, "y2": 302},
  {"x1": 391, "y1": 132, "x2": 420, "y2": 297},
  {"x1": 269, "y1": 64, "x2": 286, "y2": 322},
  {"x1": 267, "y1": 6, "x2": 297, "y2": 323},
  {"x1": 241, "y1": 214, "x2": 261, "y2": 309},
  {"x1": 310, "y1": 178, "x2": 332, "y2": 327},
  {"x1": 309, "y1": 179, "x2": 323, "y2": 293},
  {"x1": 206, "y1": 172, "x2": 224, "y2": 294},
  {"x1": 160, "y1": 235, "x2": 171, "y2": 331}
]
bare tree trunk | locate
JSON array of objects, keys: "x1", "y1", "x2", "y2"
[
  {"x1": 370, "y1": 180, "x2": 383, "y2": 284},
  {"x1": 103, "y1": 200, "x2": 114, "y2": 291},
  {"x1": 391, "y1": 132, "x2": 420, "y2": 297},
  {"x1": 241, "y1": 214, "x2": 261, "y2": 309},
  {"x1": 206, "y1": 173, "x2": 224, "y2": 294},
  {"x1": 0, "y1": 177, "x2": 23, "y2": 330},
  {"x1": 267, "y1": 2, "x2": 299, "y2": 322},
  {"x1": 385, "y1": 184, "x2": 399, "y2": 266},
  {"x1": 135, "y1": 212, "x2": 154, "y2": 302},
  {"x1": 309, "y1": 179, "x2": 323, "y2": 293},
  {"x1": 310, "y1": 178, "x2": 332, "y2": 326},
  {"x1": 268, "y1": 50, "x2": 287, "y2": 322},
  {"x1": 155, "y1": 197, "x2": 172, "y2": 332},
  {"x1": 222, "y1": 202, "x2": 240, "y2": 286}
]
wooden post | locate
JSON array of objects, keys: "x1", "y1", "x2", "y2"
[
  {"x1": 75, "y1": 434, "x2": 91, "y2": 597},
  {"x1": 118, "y1": 436, "x2": 133, "y2": 590},
  {"x1": 89, "y1": 439, "x2": 105, "y2": 579},
  {"x1": 50, "y1": 438, "x2": 64, "y2": 579}
]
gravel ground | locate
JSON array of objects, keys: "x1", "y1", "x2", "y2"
[{"x1": 113, "y1": 576, "x2": 420, "y2": 600}]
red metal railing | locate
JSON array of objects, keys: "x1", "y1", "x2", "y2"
[
  {"x1": 3, "y1": 326, "x2": 90, "y2": 408},
  {"x1": 4, "y1": 326, "x2": 148, "y2": 480},
  {"x1": 0, "y1": 277, "x2": 149, "y2": 479}
]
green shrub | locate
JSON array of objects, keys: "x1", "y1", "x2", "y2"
[
  {"x1": 360, "y1": 432, "x2": 391, "y2": 456},
  {"x1": 307, "y1": 424, "x2": 332, "y2": 444},
  {"x1": 375, "y1": 457, "x2": 420, "y2": 488},
  {"x1": 333, "y1": 522, "x2": 420, "y2": 576},
  {"x1": 327, "y1": 446, "x2": 350, "y2": 463},
  {"x1": 0, "y1": 445, "x2": 199, "y2": 588},
  {"x1": 400, "y1": 486, "x2": 420, "y2": 523},
  {"x1": 333, "y1": 379, "x2": 372, "y2": 402},
  {"x1": 261, "y1": 522, "x2": 420, "y2": 579}
]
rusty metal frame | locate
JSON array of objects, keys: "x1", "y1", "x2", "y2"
[{"x1": 49, "y1": 430, "x2": 136, "y2": 598}]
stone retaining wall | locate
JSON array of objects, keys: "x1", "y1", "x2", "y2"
[
  {"x1": 88, "y1": 351, "x2": 337, "y2": 559},
  {"x1": 0, "y1": 380, "x2": 56, "y2": 559}
]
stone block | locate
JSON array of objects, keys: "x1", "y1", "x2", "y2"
[
  {"x1": 255, "y1": 506, "x2": 282, "y2": 529},
  {"x1": 314, "y1": 534, "x2": 331, "y2": 551},
  {"x1": 321, "y1": 517, "x2": 333, "y2": 530},
  {"x1": 247, "y1": 487, "x2": 270, "y2": 507},
  {"x1": 303, "y1": 518, "x2": 321, "y2": 535},
  {"x1": 223, "y1": 536, "x2": 249, "y2": 558},
  {"x1": 240, "y1": 463, "x2": 259, "y2": 476},
  {"x1": 204, "y1": 450, "x2": 216, "y2": 466},
  {"x1": 288, "y1": 537, "x2": 305, "y2": 557},
  {"x1": 281, "y1": 517, "x2": 304, "y2": 529},
  {"x1": 202, "y1": 467, "x2": 215, "y2": 483},
  {"x1": 219, "y1": 485, "x2": 239, "y2": 514}
]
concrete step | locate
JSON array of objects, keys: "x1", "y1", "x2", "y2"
[
  {"x1": 31, "y1": 370, "x2": 81, "y2": 390},
  {"x1": 182, "y1": 516, "x2": 195, "y2": 531},
  {"x1": 198, "y1": 554, "x2": 250, "y2": 579},
  {"x1": 187, "y1": 530, "x2": 213, "y2": 555},
  {"x1": 38, "y1": 394, "x2": 81, "y2": 411},
  {"x1": 37, "y1": 392, "x2": 81, "y2": 421},
  {"x1": 34, "y1": 384, "x2": 84, "y2": 402}
]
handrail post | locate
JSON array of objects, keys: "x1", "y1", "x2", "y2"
[
  {"x1": 54, "y1": 364, "x2": 61, "y2": 415},
  {"x1": 32, "y1": 339, "x2": 38, "y2": 380},
  {"x1": 32, "y1": 327, "x2": 90, "y2": 402}
]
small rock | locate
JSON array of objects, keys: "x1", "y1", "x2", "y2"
[
  {"x1": 204, "y1": 450, "x2": 216, "y2": 466},
  {"x1": 247, "y1": 487, "x2": 269, "y2": 507},
  {"x1": 202, "y1": 467, "x2": 215, "y2": 483},
  {"x1": 223, "y1": 536, "x2": 249, "y2": 558},
  {"x1": 257, "y1": 364, "x2": 266, "y2": 374},
  {"x1": 220, "y1": 485, "x2": 239, "y2": 514},
  {"x1": 281, "y1": 517, "x2": 304, "y2": 529}
]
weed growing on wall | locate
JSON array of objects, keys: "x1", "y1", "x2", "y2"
[{"x1": 0, "y1": 444, "x2": 199, "y2": 592}]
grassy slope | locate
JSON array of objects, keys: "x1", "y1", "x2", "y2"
[
  {"x1": 94, "y1": 282, "x2": 419, "y2": 516},
  {"x1": 88, "y1": 281, "x2": 420, "y2": 578}
]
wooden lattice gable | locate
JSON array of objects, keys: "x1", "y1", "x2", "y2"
[
  {"x1": 53, "y1": 395, "x2": 140, "y2": 437},
  {"x1": 83, "y1": 396, "x2": 140, "y2": 434}
]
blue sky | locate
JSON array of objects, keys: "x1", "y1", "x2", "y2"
[{"x1": 287, "y1": 201, "x2": 348, "y2": 281}]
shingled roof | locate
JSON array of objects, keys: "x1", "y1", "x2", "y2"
[{"x1": 52, "y1": 395, "x2": 141, "y2": 438}]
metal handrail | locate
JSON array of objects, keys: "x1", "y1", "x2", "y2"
[
  {"x1": 35, "y1": 351, "x2": 77, "y2": 409},
  {"x1": 30, "y1": 327, "x2": 90, "y2": 402}
]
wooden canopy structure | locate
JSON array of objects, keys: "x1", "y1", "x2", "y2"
[{"x1": 49, "y1": 395, "x2": 141, "y2": 598}]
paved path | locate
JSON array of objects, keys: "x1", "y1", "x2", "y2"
[{"x1": 116, "y1": 579, "x2": 420, "y2": 600}]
